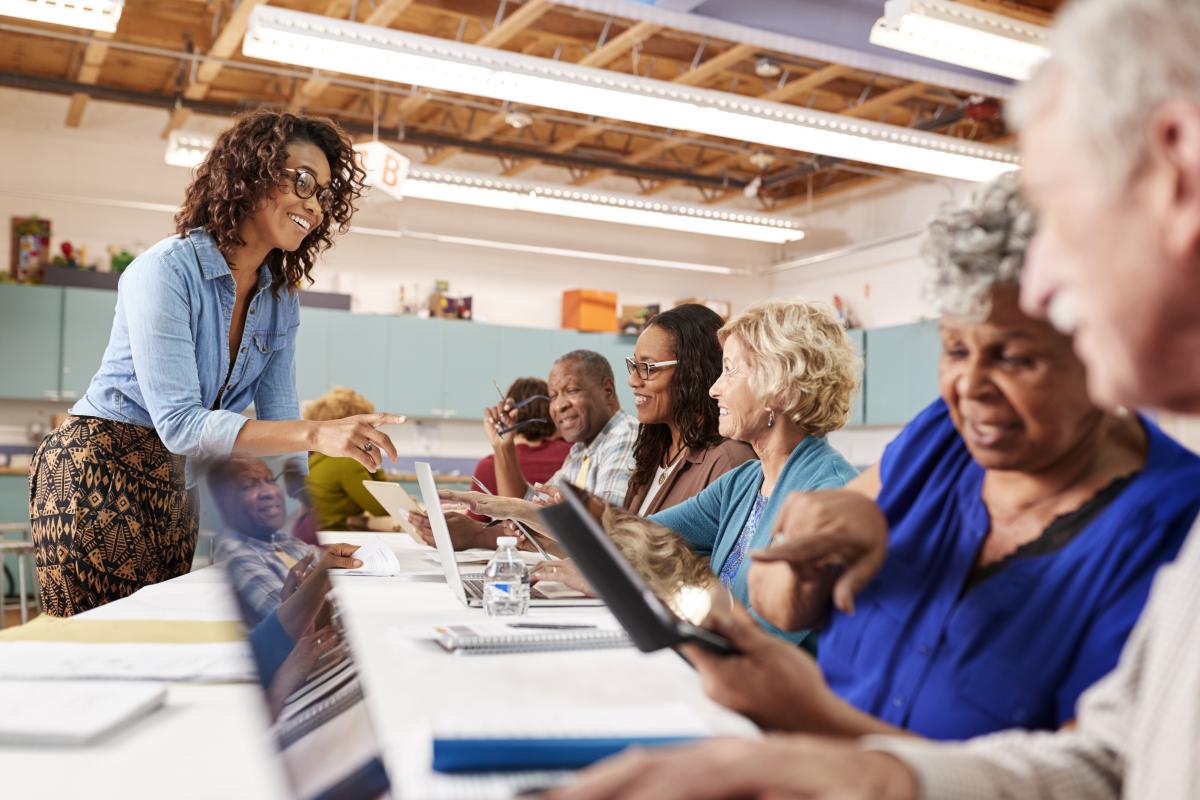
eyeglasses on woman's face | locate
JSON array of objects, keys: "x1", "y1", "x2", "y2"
[
  {"x1": 283, "y1": 167, "x2": 335, "y2": 212},
  {"x1": 625, "y1": 356, "x2": 679, "y2": 381}
]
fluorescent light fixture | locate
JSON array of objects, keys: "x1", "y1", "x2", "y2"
[
  {"x1": 164, "y1": 130, "x2": 213, "y2": 168},
  {"x1": 870, "y1": 0, "x2": 1049, "y2": 81},
  {"x1": 165, "y1": 134, "x2": 802, "y2": 242},
  {"x1": 242, "y1": 6, "x2": 1019, "y2": 183},
  {"x1": 401, "y1": 168, "x2": 804, "y2": 243},
  {"x1": 0, "y1": 0, "x2": 123, "y2": 32}
]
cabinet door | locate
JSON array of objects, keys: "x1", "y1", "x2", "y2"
[
  {"x1": 441, "y1": 321, "x2": 501, "y2": 420},
  {"x1": 846, "y1": 327, "x2": 865, "y2": 427},
  {"x1": 294, "y1": 307, "x2": 333, "y2": 406},
  {"x1": 864, "y1": 320, "x2": 941, "y2": 426},
  {"x1": 0, "y1": 285, "x2": 63, "y2": 400},
  {"x1": 326, "y1": 312, "x2": 390, "y2": 411},
  {"x1": 495, "y1": 326, "x2": 559, "y2": 390},
  {"x1": 60, "y1": 288, "x2": 118, "y2": 402},
  {"x1": 386, "y1": 316, "x2": 445, "y2": 418}
]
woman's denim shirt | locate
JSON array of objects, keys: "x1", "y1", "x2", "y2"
[{"x1": 71, "y1": 228, "x2": 301, "y2": 477}]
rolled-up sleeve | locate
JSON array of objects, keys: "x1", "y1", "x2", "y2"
[{"x1": 122, "y1": 258, "x2": 247, "y2": 459}]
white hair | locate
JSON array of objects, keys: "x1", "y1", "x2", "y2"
[
  {"x1": 1009, "y1": 0, "x2": 1200, "y2": 187},
  {"x1": 922, "y1": 173, "x2": 1036, "y2": 319}
]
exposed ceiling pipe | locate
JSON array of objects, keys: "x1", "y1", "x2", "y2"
[
  {"x1": 764, "y1": 229, "x2": 922, "y2": 275},
  {"x1": 0, "y1": 70, "x2": 750, "y2": 190}
]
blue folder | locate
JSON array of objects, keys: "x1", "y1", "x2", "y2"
[{"x1": 432, "y1": 735, "x2": 703, "y2": 773}]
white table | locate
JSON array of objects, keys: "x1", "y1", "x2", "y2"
[{"x1": 0, "y1": 533, "x2": 755, "y2": 799}]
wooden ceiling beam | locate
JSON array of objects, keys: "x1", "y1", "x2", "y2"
[
  {"x1": 162, "y1": 0, "x2": 268, "y2": 136},
  {"x1": 287, "y1": 0, "x2": 359, "y2": 111},
  {"x1": 64, "y1": 32, "x2": 112, "y2": 127},
  {"x1": 568, "y1": 62, "x2": 853, "y2": 187},
  {"x1": 422, "y1": 110, "x2": 513, "y2": 165},
  {"x1": 384, "y1": 0, "x2": 553, "y2": 128},
  {"x1": 842, "y1": 81, "x2": 927, "y2": 122},
  {"x1": 673, "y1": 42, "x2": 755, "y2": 87},
  {"x1": 577, "y1": 20, "x2": 660, "y2": 68}
]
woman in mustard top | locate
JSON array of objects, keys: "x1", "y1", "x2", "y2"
[{"x1": 304, "y1": 387, "x2": 397, "y2": 531}]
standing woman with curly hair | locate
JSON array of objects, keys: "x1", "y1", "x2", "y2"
[{"x1": 28, "y1": 110, "x2": 403, "y2": 616}]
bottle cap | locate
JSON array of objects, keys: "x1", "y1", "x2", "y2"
[{"x1": 497, "y1": 536, "x2": 518, "y2": 547}]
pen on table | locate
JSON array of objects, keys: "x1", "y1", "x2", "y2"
[{"x1": 507, "y1": 623, "x2": 597, "y2": 630}]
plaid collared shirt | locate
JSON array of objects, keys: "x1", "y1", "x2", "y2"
[
  {"x1": 534, "y1": 409, "x2": 638, "y2": 507},
  {"x1": 867, "y1": 514, "x2": 1200, "y2": 800},
  {"x1": 215, "y1": 530, "x2": 316, "y2": 627}
]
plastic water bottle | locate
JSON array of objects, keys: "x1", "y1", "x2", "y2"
[{"x1": 482, "y1": 536, "x2": 530, "y2": 616}]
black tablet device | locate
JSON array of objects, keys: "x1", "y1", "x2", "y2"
[{"x1": 537, "y1": 485, "x2": 736, "y2": 656}]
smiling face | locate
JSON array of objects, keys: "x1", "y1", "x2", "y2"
[
  {"x1": 241, "y1": 140, "x2": 330, "y2": 256},
  {"x1": 548, "y1": 359, "x2": 616, "y2": 445},
  {"x1": 1018, "y1": 76, "x2": 1200, "y2": 413},
  {"x1": 213, "y1": 458, "x2": 287, "y2": 539},
  {"x1": 709, "y1": 333, "x2": 768, "y2": 445},
  {"x1": 940, "y1": 287, "x2": 1100, "y2": 472},
  {"x1": 628, "y1": 324, "x2": 677, "y2": 426}
]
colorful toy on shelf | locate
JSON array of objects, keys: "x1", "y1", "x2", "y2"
[{"x1": 10, "y1": 215, "x2": 51, "y2": 283}]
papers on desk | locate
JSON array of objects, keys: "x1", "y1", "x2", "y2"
[
  {"x1": 330, "y1": 534, "x2": 402, "y2": 576},
  {"x1": 434, "y1": 620, "x2": 630, "y2": 655},
  {"x1": 431, "y1": 703, "x2": 710, "y2": 773},
  {"x1": 422, "y1": 548, "x2": 545, "y2": 567},
  {"x1": 0, "y1": 680, "x2": 167, "y2": 745},
  {"x1": 0, "y1": 642, "x2": 256, "y2": 682}
]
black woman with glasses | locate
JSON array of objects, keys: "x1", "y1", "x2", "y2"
[{"x1": 29, "y1": 110, "x2": 403, "y2": 617}]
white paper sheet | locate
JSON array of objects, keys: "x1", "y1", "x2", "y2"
[
  {"x1": 0, "y1": 681, "x2": 167, "y2": 745},
  {"x1": 0, "y1": 642, "x2": 255, "y2": 682},
  {"x1": 330, "y1": 534, "x2": 403, "y2": 576}
]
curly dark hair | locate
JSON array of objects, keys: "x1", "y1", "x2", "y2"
[
  {"x1": 174, "y1": 109, "x2": 366, "y2": 295},
  {"x1": 505, "y1": 377, "x2": 555, "y2": 442},
  {"x1": 627, "y1": 304, "x2": 726, "y2": 498}
]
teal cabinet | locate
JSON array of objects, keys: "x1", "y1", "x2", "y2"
[
  {"x1": 494, "y1": 326, "x2": 559, "y2": 389},
  {"x1": 864, "y1": 320, "x2": 941, "y2": 426},
  {"x1": 386, "y1": 316, "x2": 445, "y2": 418},
  {"x1": 295, "y1": 307, "x2": 334, "y2": 406},
  {"x1": 60, "y1": 288, "x2": 117, "y2": 402},
  {"x1": 0, "y1": 285, "x2": 62, "y2": 400},
  {"x1": 326, "y1": 312, "x2": 389, "y2": 411},
  {"x1": 442, "y1": 322, "x2": 501, "y2": 419},
  {"x1": 0, "y1": 474, "x2": 34, "y2": 599},
  {"x1": 846, "y1": 328, "x2": 865, "y2": 427}
]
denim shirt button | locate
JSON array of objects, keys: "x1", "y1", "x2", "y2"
[{"x1": 240, "y1": 346, "x2": 247, "y2": 354}]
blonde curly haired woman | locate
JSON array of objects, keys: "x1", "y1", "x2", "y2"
[{"x1": 303, "y1": 387, "x2": 396, "y2": 531}]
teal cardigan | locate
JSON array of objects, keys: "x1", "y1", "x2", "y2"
[{"x1": 651, "y1": 436, "x2": 858, "y2": 644}]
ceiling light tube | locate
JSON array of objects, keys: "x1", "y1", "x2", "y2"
[
  {"x1": 0, "y1": 0, "x2": 123, "y2": 32},
  {"x1": 164, "y1": 130, "x2": 213, "y2": 168},
  {"x1": 402, "y1": 168, "x2": 804, "y2": 243},
  {"x1": 242, "y1": 6, "x2": 1018, "y2": 183},
  {"x1": 164, "y1": 133, "x2": 803, "y2": 242},
  {"x1": 869, "y1": 0, "x2": 1049, "y2": 81}
]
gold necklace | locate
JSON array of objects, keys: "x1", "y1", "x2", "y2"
[{"x1": 658, "y1": 446, "x2": 687, "y2": 485}]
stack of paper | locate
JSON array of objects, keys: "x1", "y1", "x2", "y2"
[{"x1": 0, "y1": 681, "x2": 167, "y2": 744}]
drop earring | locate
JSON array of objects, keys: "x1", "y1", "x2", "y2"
[{"x1": 767, "y1": 409, "x2": 775, "y2": 428}]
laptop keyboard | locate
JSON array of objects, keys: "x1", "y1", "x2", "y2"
[{"x1": 462, "y1": 572, "x2": 485, "y2": 599}]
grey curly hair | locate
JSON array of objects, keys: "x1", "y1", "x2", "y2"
[{"x1": 921, "y1": 172, "x2": 1037, "y2": 319}]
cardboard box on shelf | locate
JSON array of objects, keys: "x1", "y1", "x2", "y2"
[
  {"x1": 675, "y1": 297, "x2": 731, "y2": 321},
  {"x1": 618, "y1": 304, "x2": 660, "y2": 335},
  {"x1": 563, "y1": 289, "x2": 618, "y2": 332}
]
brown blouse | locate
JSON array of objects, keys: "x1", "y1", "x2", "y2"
[{"x1": 622, "y1": 438, "x2": 758, "y2": 516}]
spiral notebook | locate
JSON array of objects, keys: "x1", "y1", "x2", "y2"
[{"x1": 433, "y1": 621, "x2": 630, "y2": 655}]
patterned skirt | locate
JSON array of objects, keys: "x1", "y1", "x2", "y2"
[{"x1": 28, "y1": 416, "x2": 198, "y2": 617}]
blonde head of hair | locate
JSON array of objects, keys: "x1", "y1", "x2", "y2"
[
  {"x1": 718, "y1": 299, "x2": 860, "y2": 436},
  {"x1": 601, "y1": 504, "x2": 715, "y2": 611},
  {"x1": 302, "y1": 386, "x2": 375, "y2": 421}
]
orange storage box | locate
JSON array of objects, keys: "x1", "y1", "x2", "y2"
[{"x1": 562, "y1": 289, "x2": 618, "y2": 332}]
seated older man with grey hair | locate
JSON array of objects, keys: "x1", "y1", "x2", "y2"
[{"x1": 547, "y1": 0, "x2": 1200, "y2": 798}]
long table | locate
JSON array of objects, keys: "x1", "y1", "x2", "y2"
[{"x1": 0, "y1": 532, "x2": 756, "y2": 799}]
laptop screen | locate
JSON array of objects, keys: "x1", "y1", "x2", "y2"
[{"x1": 203, "y1": 455, "x2": 392, "y2": 800}]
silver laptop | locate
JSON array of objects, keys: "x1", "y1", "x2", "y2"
[{"x1": 413, "y1": 462, "x2": 603, "y2": 608}]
